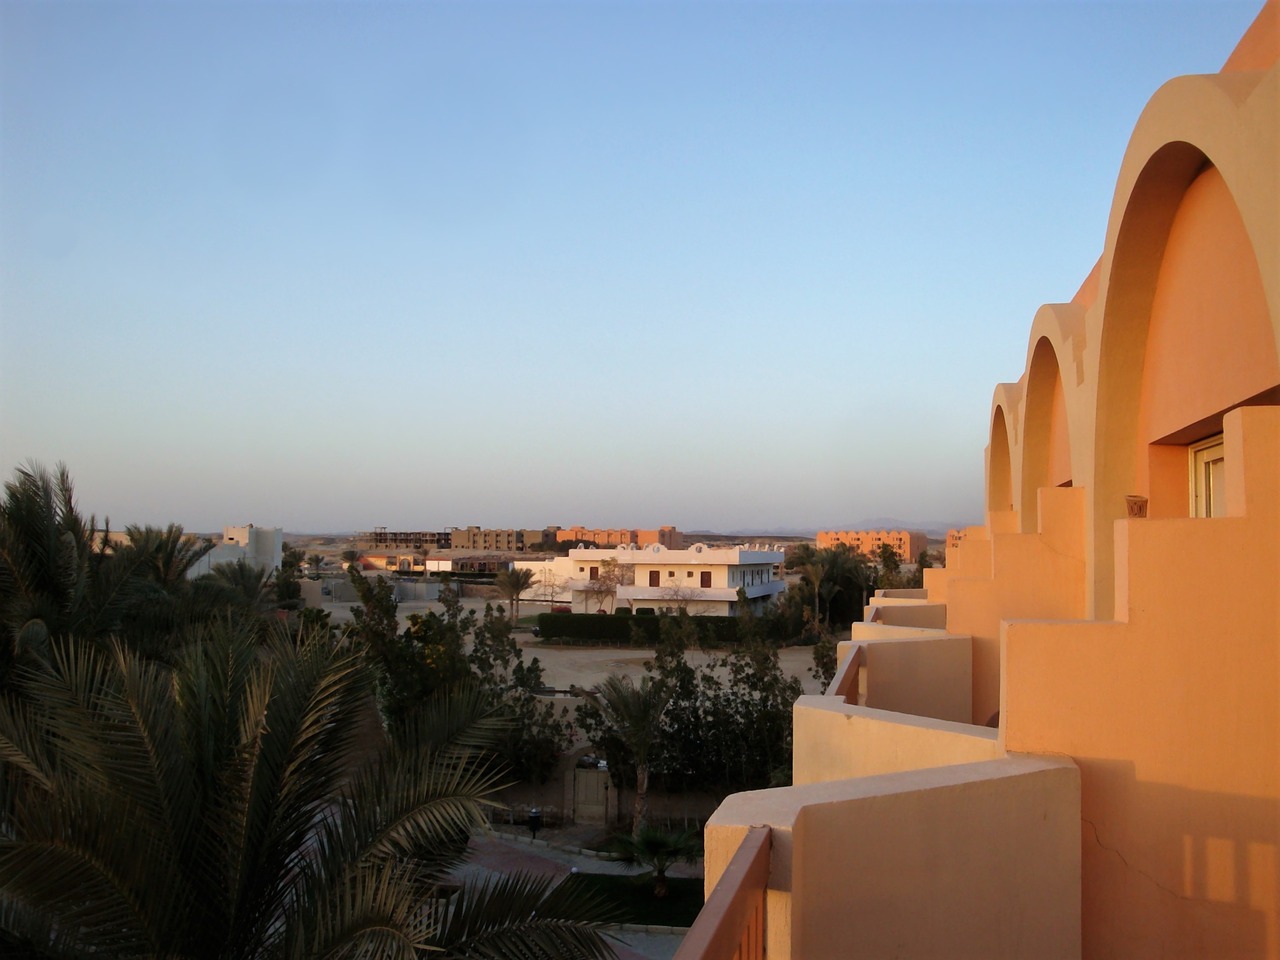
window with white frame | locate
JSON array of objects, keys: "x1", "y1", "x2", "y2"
[{"x1": 1190, "y1": 434, "x2": 1226, "y2": 518}]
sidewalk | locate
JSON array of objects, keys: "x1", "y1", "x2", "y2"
[{"x1": 449, "y1": 826, "x2": 698, "y2": 960}]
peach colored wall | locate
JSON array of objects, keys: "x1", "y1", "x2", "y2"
[
  {"x1": 706, "y1": 757, "x2": 1081, "y2": 960},
  {"x1": 860, "y1": 633, "x2": 971, "y2": 722},
  {"x1": 865, "y1": 601, "x2": 947, "y2": 631},
  {"x1": 988, "y1": 406, "x2": 1014, "y2": 513},
  {"x1": 1002, "y1": 406, "x2": 1280, "y2": 959},
  {"x1": 945, "y1": 486, "x2": 1088, "y2": 725},
  {"x1": 1137, "y1": 165, "x2": 1276, "y2": 450},
  {"x1": 698, "y1": 9, "x2": 1279, "y2": 960},
  {"x1": 792, "y1": 698, "x2": 996, "y2": 784}
]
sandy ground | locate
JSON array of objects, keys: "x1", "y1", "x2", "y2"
[{"x1": 316, "y1": 598, "x2": 826, "y2": 695}]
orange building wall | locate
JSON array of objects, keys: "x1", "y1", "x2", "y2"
[
  {"x1": 815, "y1": 529, "x2": 928, "y2": 561},
  {"x1": 701, "y1": 8, "x2": 1278, "y2": 959},
  {"x1": 934, "y1": 6, "x2": 1280, "y2": 953}
]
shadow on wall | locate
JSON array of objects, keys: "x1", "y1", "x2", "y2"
[{"x1": 1077, "y1": 757, "x2": 1278, "y2": 958}]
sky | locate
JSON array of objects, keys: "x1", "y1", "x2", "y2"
[{"x1": 0, "y1": 0, "x2": 1264, "y2": 534}]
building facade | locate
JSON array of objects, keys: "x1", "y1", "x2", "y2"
[
  {"x1": 187, "y1": 524, "x2": 283, "y2": 578},
  {"x1": 815, "y1": 528, "x2": 928, "y2": 561},
  {"x1": 522, "y1": 543, "x2": 784, "y2": 615},
  {"x1": 554, "y1": 525, "x2": 683, "y2": 549},
  {"x1": 697, "y1": 7, "x2": 1279, "y2": 959},
  {"x1": 355, "y1": 528, "x2": 452, "y2": 551},
  {"x1": 447, "y1": 526, "x2": 555, "y2": 552}
]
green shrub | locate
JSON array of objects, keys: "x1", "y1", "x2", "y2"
[{"x1": 536, "y1": 611, "x2": 744, "y2": 647}]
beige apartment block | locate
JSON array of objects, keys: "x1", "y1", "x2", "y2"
[
  {"x1": 554, "y1": 525, "x2": 683, "y2": 549},
  {"x1": 447, "y1": 526, "x2": 554, "y2": 552},
  {"x1": 815, "y1": 528, "x2": 928, "y2": 561},
  {"x1": 355, "y1": 528, "x2": 452, "y2": 551},
  {"x1": 692, "y1": 6, "x2": 1280, "y2": 959}
]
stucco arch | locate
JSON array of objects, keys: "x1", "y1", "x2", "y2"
[
  {"x1": 987, "y1": 404, "x2": 1014, "y2": 520},
  {"x1": 1086, "y1": 67, "x2": 1279, "y2": 618},
  {"x1": 1020, "y1": 337, "x2": 1073, "y2": 532}
]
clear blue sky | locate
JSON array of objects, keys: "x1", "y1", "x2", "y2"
[{"x1": 0, "y1": 0, "x2": 1262, "y2": 534}]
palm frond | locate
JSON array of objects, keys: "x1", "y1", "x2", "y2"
[{"x1": 430, "y1": 872, "x2": 623, "y2": 959}]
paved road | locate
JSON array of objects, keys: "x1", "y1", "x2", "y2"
[{"x1": 450, "y1": 829, "x2": 694, "y2": 960}]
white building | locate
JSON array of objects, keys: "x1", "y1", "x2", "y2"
[
  {"x1": 521, "y1": 543, "x2": 785, "y2": 616},
  {"x1": 187, "y1": 524, "x2": 283, "y2": 578}
]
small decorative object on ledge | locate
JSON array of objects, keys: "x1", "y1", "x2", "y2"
[{"x1": 1125, "y1": 495, "x2": 1149, "y2": 518}]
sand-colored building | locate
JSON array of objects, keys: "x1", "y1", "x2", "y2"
[
  {"x1": 554, "y1": 525, "x2": 683, "y2": 549},
  {"x1": 355, "y1": 528, "x2": 452, "y2": 551},
  {"x1": 815, "y1": 528, "x2": 927, "y2": 562},
  {"x1": 692, "y1": 7, "x2": 1279, "y2": 959},
  {"x1": 447, "y1": 526, "x2": 555, "y2": 552}
]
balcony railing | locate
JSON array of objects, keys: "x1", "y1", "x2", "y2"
[{"x1": 674, "y1": 826, "x2": 771, "y2": 960}]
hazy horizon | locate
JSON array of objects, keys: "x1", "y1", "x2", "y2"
[{"x1": 1, "y1": 1, "x2": 1261, "y2": 532}]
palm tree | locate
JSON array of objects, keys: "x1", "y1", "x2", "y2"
[
  {"x1": 306, "y1": 553, "x2": 324, "y2": 577},
  {"x1": 800, "y1": 560, "x2": 829, "y2": 626},
  {"x1": 589, "y1": 674, "x2": 671, "y2": 837},
  {"x1": 0, "y1": 462, "x2": 138, "y2": 683},
  {"x1": 199, "y1": 557, "x2": 274, "y2": 613},
  {"x1": 494, "y1": 566, "x2": 536, "y2": 623},
  {"x1": 118, "y1": 523, "x2": 215, "y2": 589},
  {"x1": 0, "y1": 619, "x2": 620, "y2": 958},
  {"x1": 610, "y1": 826, "x2": 702, "y2": 898}
]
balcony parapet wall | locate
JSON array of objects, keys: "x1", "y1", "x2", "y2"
[
  {"x1": 794, "y1": 697, "x2": 999, "y2": 785},
  {"x1": 833, "y1": 630, "x2": 973, "y2": 723},
  {"x1": 705, "y1": 755, "x2": 1081, "y2": 960}
]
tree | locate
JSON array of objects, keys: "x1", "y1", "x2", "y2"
[
  {"x1": 0, "y1": 619, "x2": 620, "y2": 959},
  {"x1": 535, "y1": 568, "x2": 565, "y2": 604},
  {"x1": 610, "y1": 826, "x2": 702, "y2": 898},
  {"x1": 306, "y1": 553, "x2": 324, "y2": 577},
  {"x1": 467, "y1": 604, "x2": 573, "y2": 785},
  {"x1": 658, "y1": 579, "x2": 699, "y2": 613},
  {"x1": 201, "y1": 558, "x2": 274, "y2": 613},
  {"x1": 799, "y1": 560, "x2": 830, "y2": 626},
  {"x1": 494, "y1": 566, "x2": 535, "y2": 623},
  {"x1": 581, "y1": 558, "x2": 626, "y2": 614},
  {"x1": 0, "y1": 462, "x2": 136, "y2": 681},
  {"x1": 340, "y1": 548, "x2": 360, "y2": 569},
  {"x1": 118, "y1": 523, "x2": 214, "y2": 589},
  {"x1": 585, "y1": 674, "x2": 671, "y2": 837},
  {"x1": 877, "y1": 542, "x2": 901, "y2": 574}
]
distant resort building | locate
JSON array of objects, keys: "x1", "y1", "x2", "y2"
[
  {"x1": 187, "y1": 524, "x2": 283, "y2": 578},
  {"x1": 355, "y1": 527, "x2": 452, "y2": 551},
  {"x1": 353, "y1": 553, "x2": 508, "y2": 575},
  {"x1": 356, "y1": 524, "x2": 684, "y2": 554},
  {"x1": 554, "y1": 525, "x2": 683, "y2": 549},
  {"x1": 815, "y1": 528, "x2": 928, "y2": 562},
  {"x1": 446, "y1": 526, "x2": 559, "y2": 552},
  {"x1": 518, "y1": 542, "x2": 783, "y2": 616}
]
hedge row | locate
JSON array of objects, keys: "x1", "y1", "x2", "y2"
[{"x1": 535, "y1": 611, "x2": 745, "y2": 647}]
